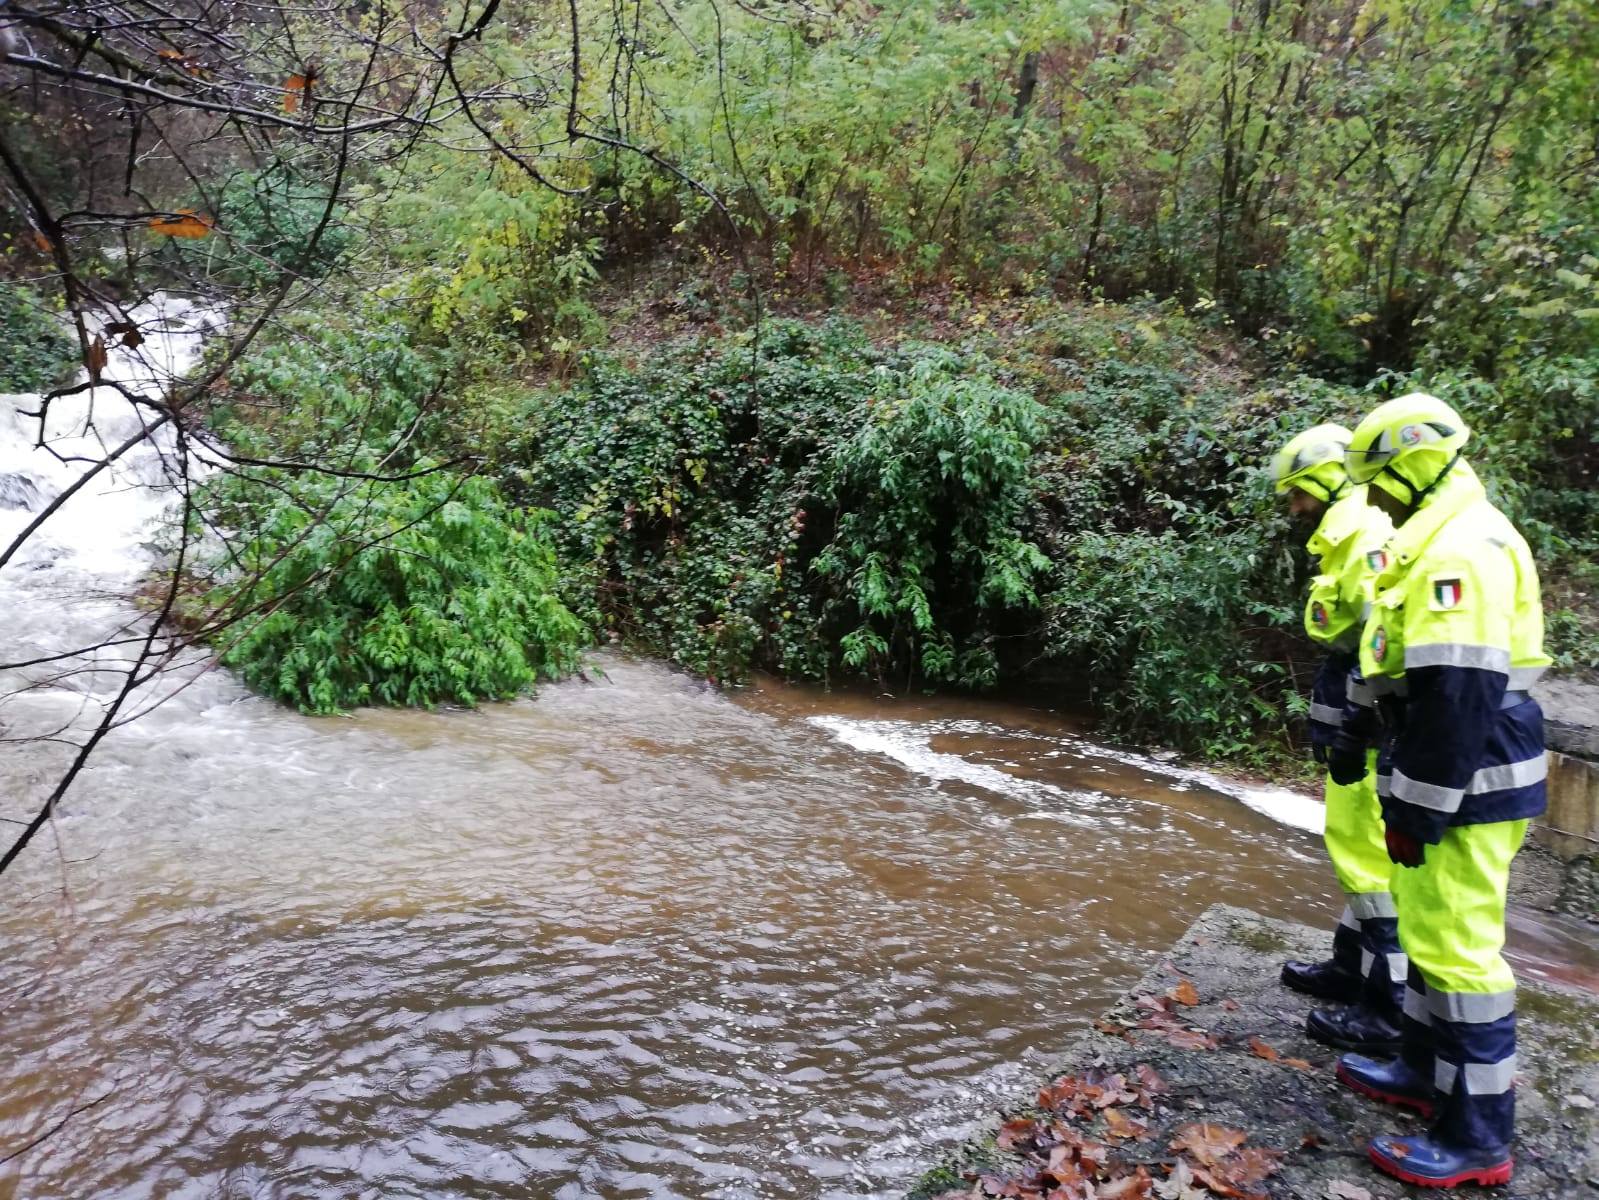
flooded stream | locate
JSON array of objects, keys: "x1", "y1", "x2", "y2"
[{"x1": 1, "y1": 307, "x2": 1590, "y2": 1199}]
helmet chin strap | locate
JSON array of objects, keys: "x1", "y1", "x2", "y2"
[{"x1": 1382, "y1": 450, "x2": 1461, "y2": 509}]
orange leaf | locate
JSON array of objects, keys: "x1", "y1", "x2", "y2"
[
  {"x1": 1096, "y1": 1167, "x2": 1154, "y2": 1198},
  {"x1": 157, "y1": 48, "x2": 185, "y2": 60},
  {"x1": 1102, "y1": 1107, "x2": 1148, "y2": 1142},
  {"x1": 86, "y1": 334, "x2": 107, "y2": 382},
  {"x1": 1170, "y1": 979, "x2": 1200, "y2": 1007},
  {"x1": 1169, "y1": 1122, "x2": 1247, "y2": 1167},
  {"x1": 283, "y1": 72, "x2": 315, "y2": 113},
  {"x1": 1163, "y1": 1027, "x2": 1217, "y2": 1050},
  {"x1": 30, "y1": 231, "x2": 53, "y2": 253},
  {"x1": 1248, "y1": 1036, "x2": 1281, "y2": 1062},
  {"x1": 148, "y1": 209, "x2": 212, "y2": 238},
  {"x1": 1282, "y1": 1056, "x2": 1314, "y2": 1072}
]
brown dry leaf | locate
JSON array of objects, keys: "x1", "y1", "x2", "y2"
[
  {"x1": 1102, "y1": 1107, "x2": 1148, "y2": 1143},
  {"x1": 1135, "y1": 1063, "x2": 1170, "y2": 1098},
  {"x1": 1153, "y1": 1160, "x2": 1208, "y2": 1200},
  {"x1": 148, "y1": 210, "x2": 212, "y2": 238},
  {"x1": 1135, "y1": 993, "x2": 1173, "y2": 1014},
  {"x1": 86, "y1": 334, "x2": 107, "y2": 382},
  {"x1": 1096, "y1": 1019, "x2": 1134, "y2": 1041},
  {"x1": 157, "y1": 48, "x2": 185, "y2": 60},
  {"x1": 1169, "y1": 1122, "x2": 1248, "y2": 1167},
  {"x1": 1170, "y1": 979, "x2": 1200, "y2": 1007},
  {"x1": 1097, "y1": 1167, "x2": 1155, "y2": 1199},
  {"x1": 283, "y1": 70, "x2": 316, "y2": 113},
  {"x1": 1163, "y1": 1027, "x2": 1218, "y2": 1051},
  {"x1": 30, "y1": 231, "x2": 53, "y2": 253},
  {"x1": 996, "y1": 1116, "x2": 1042, "y2": 1153},
  {"x1": 1247, "y1": 1036, "x2": 1281, "y2": 1062},
  {"x1": 1282, "y1": 1056, "x2": 1314, "y2": 1073},
  {"x1": 1043, "y1": 1144, "x2": 1089, "y2": 1187}
]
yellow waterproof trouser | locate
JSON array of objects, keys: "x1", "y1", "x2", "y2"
[
  {"x1": 1393, "y1": 819, "x2": 1527, "y2": 1152},
  {"x1": 1324, "y1": 754, "x2": 1403, "y2": 1010}
]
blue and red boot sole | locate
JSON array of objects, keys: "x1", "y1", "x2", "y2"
[
  {"x1": 1335, "y1": 1059, "x2": 1436, "y2": 1118},
  {"x1": 1368, "y1": 1138, "x2": 1513, "y2": 1188}
]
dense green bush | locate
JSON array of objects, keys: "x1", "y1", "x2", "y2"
[
  {"x1": 175, "y1": 166, "x2": 355, "y2": 290},
  {"x1": 0, "y1": 281, "x2": 77, "y2": 392},
  {"x1": 203, "y1": 470, "x2": 586, "y2": 714}
]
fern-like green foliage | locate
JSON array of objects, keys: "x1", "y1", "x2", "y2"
[
  {"x1": 0, "y1": 281, "x2": 78, "y2": 393},
  {"x1": 205, "y1": 469, "x2": 587, "y2": 714}
]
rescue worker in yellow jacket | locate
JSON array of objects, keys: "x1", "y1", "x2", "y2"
[
  {"x1": 1270, "y1": 426, "x2": 1404, "y2": 1037},
  {"x1": 1331, "y1": 393, "x2": 1549, "y2": 1189}
]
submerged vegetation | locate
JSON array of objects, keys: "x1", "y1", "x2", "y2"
[{"x1": 5, "y1": 0, "x2": 1595, "y2": 755}]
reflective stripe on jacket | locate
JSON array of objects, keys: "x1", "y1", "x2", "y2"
[{"x1": 1357, "y1": 462, "x2": 1550, "y2": 842}]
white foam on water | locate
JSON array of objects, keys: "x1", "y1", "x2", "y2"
[{"x1": 807, "y1": 714, "x2": 1325, "y2": 835}]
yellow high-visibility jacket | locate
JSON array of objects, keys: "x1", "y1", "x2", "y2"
[{"x1": 1358, "y1": 462, "x2": 1550, "y2": 842}]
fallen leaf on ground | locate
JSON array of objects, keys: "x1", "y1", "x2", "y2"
[
  {"x1": 1281, "y1": 1055, "x2": 1314, "y2": 1072},
  {"x1": 1162, "y1": 1027, "x2": 1218, "y2": 1050},
  {"x1": 1135, "y1": 1063, "x2": 1170, "y2": 1098},
  {"x1": 1324, "y1": 1181, "x2": 1372, "y2": 1200},
  {"x1": 1153, "y1": 1159, "x2": 1208, "y2": 1200},
  {"x1": 1170, "y1": 1122, "x2": 1248, "y2": 1166},
  {"x1": 1247, "y1": 1036, "x2": 1281, "y2": 1062},
  {"x1": 1098, "y1": 1167, "x2": 1155, "y2": 1198},
  {"x1": 1102, "y1": 1107, "x2": 1148, "y2": 1142},
  {"x1": 1096, "y1": 1018, "x2": 1133, "y2": 1039},
  {"x1": 1170, "y1": 979, "x2": 1200, "y2": 1006},
  {"x1": 996, "y1": 1116, "x2": 1042, "y2": 1152}
]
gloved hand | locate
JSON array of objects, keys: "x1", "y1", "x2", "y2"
[
  {"x1": 1386, "y1": 826, "x2": 1425, "y2": 868},
  {"x1": 1327, "y1": 746, "x2": 1367, "y2": 786},
  {"x1": 1312, "y1": 743, "x2": 1328, "y2": 766}
]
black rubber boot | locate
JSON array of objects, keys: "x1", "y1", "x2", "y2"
[
  {"x1": 1306, "y1": 1005, "x2": 1403, "y2": 1053},
  {"x1": 1281, "y1": 958, "x2": 1363, "y2": 1004}
]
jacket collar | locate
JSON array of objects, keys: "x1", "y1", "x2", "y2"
[{"x1": 1373, "y1": 460, "x2": 1484, "y2": 591}]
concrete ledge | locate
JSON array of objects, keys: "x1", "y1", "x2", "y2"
[{"x1": 907, "y1": 904, "x2": 1599, "y2": 1199}]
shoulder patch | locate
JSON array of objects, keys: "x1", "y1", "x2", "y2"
[
  {"x1": 1370, "y1": 624, "x2": 1388, "y2": 663},
  {"x1": 1429, "y1": 574, "x2": 1466, "y2": 611},
  {"x1": 1365, "y1": 548, "x2": 1389, "y2": 573}
]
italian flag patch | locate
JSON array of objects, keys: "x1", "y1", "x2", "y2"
[
  {"x1": 1431, "y1": 577, "x2": 1464, "y2": 610},
  {"x1": 1366, "y1": 549, "x2": 1389, "y2": 572}
]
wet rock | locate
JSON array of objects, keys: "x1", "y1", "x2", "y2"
[{"x1": 906, "y1": 904, "x2": 1599, "y2": 1200}]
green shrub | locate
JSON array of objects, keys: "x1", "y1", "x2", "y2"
[
  {"x1": 0, "y1": 281, "x2": 77, "y2": 392},
  {"x1": 203, "y1": 470, "x2": 586, "y2": 714},
  {"x1": 175, "y1": 165, "x2": 355, "y2": 290}
]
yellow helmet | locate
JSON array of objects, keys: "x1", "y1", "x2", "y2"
[
  {"x1": 1345, "y1": 392, "x2": 1470, "y2": 504},
  {"x1": 1272, "y1": 423, "x2": 1353, "y2": 501}
]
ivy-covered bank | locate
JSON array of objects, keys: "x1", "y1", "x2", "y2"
[{"x1": 191, "y1": 296, "x2": 1597, "y2": 763}]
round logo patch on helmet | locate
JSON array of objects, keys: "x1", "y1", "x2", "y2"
[
  {"x1": 1371, "y1": 625, "x2": 1388, "y2": 663},
  {"x1": 1399, "y1": 424, "x2": 1424, "y2": 447}
]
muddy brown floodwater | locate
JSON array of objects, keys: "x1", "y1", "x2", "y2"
[{"x1": 0, "y1": 654, "x2": 1587, "y2": 1200}]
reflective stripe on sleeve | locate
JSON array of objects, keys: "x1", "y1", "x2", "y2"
[
  {"x1": 1465, "y1": 755, "x2": 1547, "y2": 795},
  {"x1": 1347, "y1": 675, "x2": 1374, "y2": 705},
  {"x1": 1406, "y1": 643, "x2": 1511, "y2": 673},
  {"x1": 1429, "y1": 989, "x2": 1515, "y2": 1024},
  {"x1": 1338, "y1": 906, "x2": 1360, "y2": 932},
  {"x1": 1346, "y1": 892, "x2": 1397, "y2": 921},
  {"x1": 1391, "y1": 769, "x2": 1464, "y2": 812},
  {"x1": 1309, "y1": 702, "x2": 1345, "y2": 726},
  {"x1": 1375, "y1": 773, "x2": 1392, "y2": 797},
  {"x1": 1508, "y1": 665, "x2": 1547, "y2": 689}
]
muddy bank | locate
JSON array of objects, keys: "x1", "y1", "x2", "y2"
[{"x1": 908, "y1": 904, "x2": 1599, "y2": 1199}]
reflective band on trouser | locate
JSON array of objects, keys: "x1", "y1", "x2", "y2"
[
  {"x1": 1436, "y1": 1057, "x2": 1516, "y2": 1095},
  {"x1": 1322, "y1": 765, "x2": 1398, "y2": 1008},
  {"x1": 1393, "y1": 820, "x2": 1528, "y2": 1152},
  {"x1": 1309, "y1": 701, "x2": 1345, "y2": 726}
]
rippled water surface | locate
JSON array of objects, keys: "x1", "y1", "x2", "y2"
[{"x1": 2, "y1": 647, "x2": 1356, "y2": 1200}]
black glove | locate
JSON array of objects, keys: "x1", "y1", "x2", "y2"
[
  {"x1": 1386, "y1": 826, "x2": 1425, "y2": 868},
  {"x1": 1312, "y1": 743, "x2": 1328, "y2": 765},
  {"x1": 1327, "y1": 746, "x2": 1367, "y2": 786}
]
